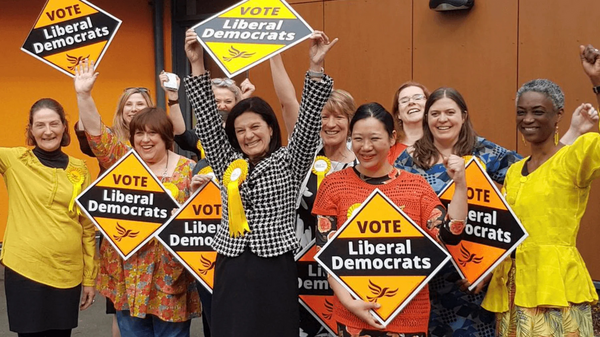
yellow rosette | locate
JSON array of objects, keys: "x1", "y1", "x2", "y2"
[
  {"x1": 66, "y1": 166, "x2": 85, "y2": 214},
  {"x1": 163, "y1": 182, "x2": 179, "y2": 199},
  {"x1": 463, "y1": 155, "x2": 486, "y2": 171},
  {"x1": 223, "y1": 159, "x2": 250, "y2": 238},
  {"x1": 196, "y1": 140, "x2": 206, "y2": 160},
  {"x1": 346, "y1": 203, "x2": 361, "y2": 219},
  {"x1": 312, "y1": 156, "x2": 331, "y2": 190}
]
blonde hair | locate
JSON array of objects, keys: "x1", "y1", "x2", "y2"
[
  {"x1": 324, "y1": 89, "x2": 356, "y2": 121},
  {"x1": 112, "y1": 88, "x2": 154, "y2": 143}
]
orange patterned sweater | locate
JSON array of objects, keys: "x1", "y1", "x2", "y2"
[{"x1": 312, "y1": 167, "x2": 443, "y2": 334}]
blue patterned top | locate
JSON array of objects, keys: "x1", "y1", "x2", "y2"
[{"x1": 394, "y1": 137, "x2": 522, "y2": 337}]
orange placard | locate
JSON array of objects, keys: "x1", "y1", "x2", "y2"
[
  {"x1": 155, "y1": 180, "x2": 221, "y2": 293},
  {"x1": 76, "y1": 150, "x2": 179, "y2": 260},
  {"x1": 21, "y1": 0, "x2": 121, "y2": 77},
  {"x1": 314, "y1": 189, "x2": 451, "y2": 327},
  {"x1": 296, "y1": 242, "x2": 336, "y2": 335},
  {"x1": 191, "y1": 0, "x2": 313, "y2": 78},
  {"x1": 438, "y1": 157, "x2": 528, "y2": 290}
]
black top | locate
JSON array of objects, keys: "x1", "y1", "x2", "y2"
[{"x1": 33, "y1": 147, "x2": 68, "y2": 169}]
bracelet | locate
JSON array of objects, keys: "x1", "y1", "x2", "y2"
[
  {"x1": 307, "y1": 68, "x2": 324, "y2": 78},
  {"x1": 592, "y1": 86, "x2": 600, "y2": 94},
  {"x1": 168, "y1": 99, "x2": 179, "y2": 106}
]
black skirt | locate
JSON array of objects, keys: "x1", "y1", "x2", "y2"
[
  {"x1": 4, "y1": 267, "x2": 81, "y2": 333},
  {"x1": 212, "y1": 249, "x2": 299, "y2": 337}
]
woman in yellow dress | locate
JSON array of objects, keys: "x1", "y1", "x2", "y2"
[{"x1": 482, "y1": 76, "x2": 600, "y2": 336}]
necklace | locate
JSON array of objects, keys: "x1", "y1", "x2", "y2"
[{"x1": 160, "y1": 151, "x2": 169, "y2": 183}]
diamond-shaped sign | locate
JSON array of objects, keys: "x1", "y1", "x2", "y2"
[
  {"x1": 156, "y1": 180, "x2": 221, "y2": 293},
  {"x1": 296, "y1": 241, "x2": 336, "y2": 336},
  {"x1": 438, "y1": 157, "x2": 528, "y2": 291},
  {"x1": 314, "y1": 189, "x2": 451, "y2": 327},
  {"x1": 192, "y1": 0, "x2": 313, "y2": 78},
  {"x1": 76, "y1": 150, "x2": 179, "y2": 260},
  {"x1": 21, "y1": 0, "x2": 121, "y2": 77}
]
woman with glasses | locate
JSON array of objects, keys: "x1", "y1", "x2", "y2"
[
  {"x1": 388, "y1": 82, "x2": 430, "y2": 164},
  {"x1": 184, "y1": 29, "x2": 335, "y2": 337},
  {"x1": 74, "y1": 59, "x2": 201, "y2": 336}
]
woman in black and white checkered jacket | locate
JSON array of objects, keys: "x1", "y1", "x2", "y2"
[{"x1": 184, "y1": 29, "x2": 336, "y2": 337}]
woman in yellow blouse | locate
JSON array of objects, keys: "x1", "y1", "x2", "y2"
[
  {"x1": 0, "y1": 98, "x2": 96, "y2": 336},
  {"x1": 481, "y1": 77, "x2": 600, "y2": 336}
]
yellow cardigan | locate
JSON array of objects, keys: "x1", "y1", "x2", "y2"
[
  {"x1": 483, "y1": 133, "x2": 600, "y2": 312},
  {"x1": 0, "y1": 147, "x2": 97, "y2": 288}
]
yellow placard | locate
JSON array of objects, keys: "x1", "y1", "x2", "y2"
[
  {"x1": 22, "y1": 0, "x2": 121, "y2": 77},
  {"x1": 192, "y1": 0, "x2": 313, "y2": 78}
]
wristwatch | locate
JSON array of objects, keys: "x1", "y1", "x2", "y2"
[
  {"x1": 593, "y1": 86, "x2": 600, "y2": 94},
  {"x1": 168, "y1": 99, "x2": 179, "y2": 106}
]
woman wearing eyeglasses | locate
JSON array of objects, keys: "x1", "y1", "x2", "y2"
[
  {"x1": 388, "y1": 82, "x2": 430, "y2": 164},
  {"x1": 74, "y1": 59, "x2": 201, "y2": 336}
]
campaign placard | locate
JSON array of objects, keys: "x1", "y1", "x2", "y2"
[
  {"x1": 296, "y1": 241, "x2": 336, "y2": 336},
  {"x1": 21, "y1": 0, "x2": 121, "y2": 77},
  {"x1": 76, "y1": 150, "x2": 179, "y2": 260},
  {"x1": 192, "y1": 0, "x2": 313, "y2": 78},
  {"x1": 437, "y1": 157, "x2": 528, "y2": 291},
  {"x1": 314, "y1": 189, "x2": 451, "y2": 327},
  {"x1": 156, "y1": 180, "x2": 221, "y2": 293}
]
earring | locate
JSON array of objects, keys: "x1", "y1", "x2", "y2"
[
  {"x1": 521, "y1": 134, "x2": 527, "y2": 146},
  {"x1": 554, "y1": 124, "x2": 559, "y2": 146}
]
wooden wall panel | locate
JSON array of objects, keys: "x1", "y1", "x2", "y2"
[
  {"x1": 518, "y1": 0, "x2": 600, "y2": 280},
  {"x1": 248, "y1": 2, "x2": 324, "y2": 137},
  {"x1": 413, "y1": 0, "x2": 518, "y2": 152},
  {"x1": 323, "y1": 0, "x2": 412, "y2": 111}
]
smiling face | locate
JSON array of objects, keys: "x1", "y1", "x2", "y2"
[
  {"x1": 213, "y1": 87, "x2": 237, "y2": 112},
  {"x1": 351, "y1": 117, "x2": 396, "y2": 176},
  {"x1": 428, "y1": 97, "x2": 465, "y2": 146},
  {"x1": 321, "y1": 108, "x2": 350, "y2": 148},
  {"x1": 122, "y1": 93, "x2": 149, "y2": 125},
  {"x1": 30, "y1": 108, "x2": 66, "y2": 152},
  {"x1": 234, "y1": 111, "x2": 273, "y2": 162},
  {"x1": 133, "y1": 126, "x2": 167, "y2": 164},
  {"x1": 516, "y1": 91, "x2": 562, "y2": 144},
  {"x1": 397, "y1": 86, "x2": 426, "y2": 125}
]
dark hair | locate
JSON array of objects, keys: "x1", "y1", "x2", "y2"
[
  {"x1": 412, "y1": 87, "x2": 477, "y2": 170},
  {"x1": 129, "y1": 107, "x2": 174, "y2": 150},
  {"x1": 225, "y1": 97, "x2": 282, "y2": 160},
  {"x1": 27, "y1": 98, "x2": 70, "y2": 147},
  {"x1": 350, "y1": 102, "x2": 396, "y2": 137},
  {"x1": 391, "y1": 82, "x2": 431, "y2": 141}
]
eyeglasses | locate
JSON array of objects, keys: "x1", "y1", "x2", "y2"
[
  {"x1": 124, "y1": 87, "x2": 150, "y2": 94},
  {"x1": 399, "y1": 94, "x2": 426, "y2": 105},
  {"x1": 211, "y1": 78, "x2": 235, "y2": 87}
]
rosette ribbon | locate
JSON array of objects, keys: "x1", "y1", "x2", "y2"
[
  {"x1": 223, "y1": 159, "x2": 250, "y2": 238},
  {"x1": 312, "y1": 156, "x2": 331, "y2": 190},
  {"x1": 66, "y1": 166, "x2": 85, "y2": 215},
  {"x1": 196, "y1": 140, "x2": 206, "y2": 160}
]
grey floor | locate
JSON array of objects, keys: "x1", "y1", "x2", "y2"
[{"x1": 0, "y1": 264, "x2": 204, "y2": 336}]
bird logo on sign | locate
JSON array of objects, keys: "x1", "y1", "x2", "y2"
[
  {"x1": 197, "y1": 255, "x2": 216, "y2": 275},
  {"x1": 112, "y1": 222, "x2": 140, "y2": 242},
  {"x1": 366, "y1": 280, "x2": 398, "y2": 303},
  {"x1": 66, "y1": 54, "x2": 89, "y2": 71},
  {"x1": 458, "y1": 244, "x2": 483, "y2": 267},
  {"x1": 222, "y1": 46, "x2": 255, "y2": 62}
]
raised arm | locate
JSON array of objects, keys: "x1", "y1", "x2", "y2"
[
  {"x1": 270, "y1": 54, "x2": 300, "y2": 137},
  {"x1": 74, "y1": 59, "x2": 102, "y2": 136},
  {"x1": 561, "y1": 103, "x2": 599, "y2": 145},
  {"x1": 287, "y1": 32, "x2": 337, "y2": 184},
  {"x1": 239, "y1": 78, "x2": 256, "y2": 100},
  {"x1": 183, "y1": 29, "x2": 235, "y2": 178},
  {"x1": 160, "y1": 71, "x2": 186, "y2": 135},
  {"x1": 581, "y1": 44, "x2": 600, "y2": 108}
]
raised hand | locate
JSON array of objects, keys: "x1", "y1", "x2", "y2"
[
  {"x1": 74, "y1": 58, "x2": 99, "y2": 95},
  {"x1": 185, "y1": 29, "x2": 205, "y2": 75},
  {"x1": 308, "y1": 31, "x2": 338, "y2": 71},
  {"x1": 240, "y1": 78, "x2": 255, "y2": 99},
  {"x1": 569, "y1": 103, "x2": 599, "y2": 135},
  {"x1": 444, "y1": 154, "x2": 466, "y2": 187},
  {"x1": 580, "y1": 44, "x2": 600, "y2": 85}
]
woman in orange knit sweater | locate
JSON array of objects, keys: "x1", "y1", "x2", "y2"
[{"x1": 312, "y1": 102, "x2": 468, "y2": 337}]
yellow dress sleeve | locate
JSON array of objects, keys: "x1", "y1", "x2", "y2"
[{"x1": 79, "y1": 164, "x2": 98, "y2": 286}]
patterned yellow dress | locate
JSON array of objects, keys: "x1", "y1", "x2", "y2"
[
  {"x1": 86, "y1": 124, "x2": 201, "y2": 322},
  {"x1": 482, "y1": 133, "x2": 600, "y2": 337}
]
